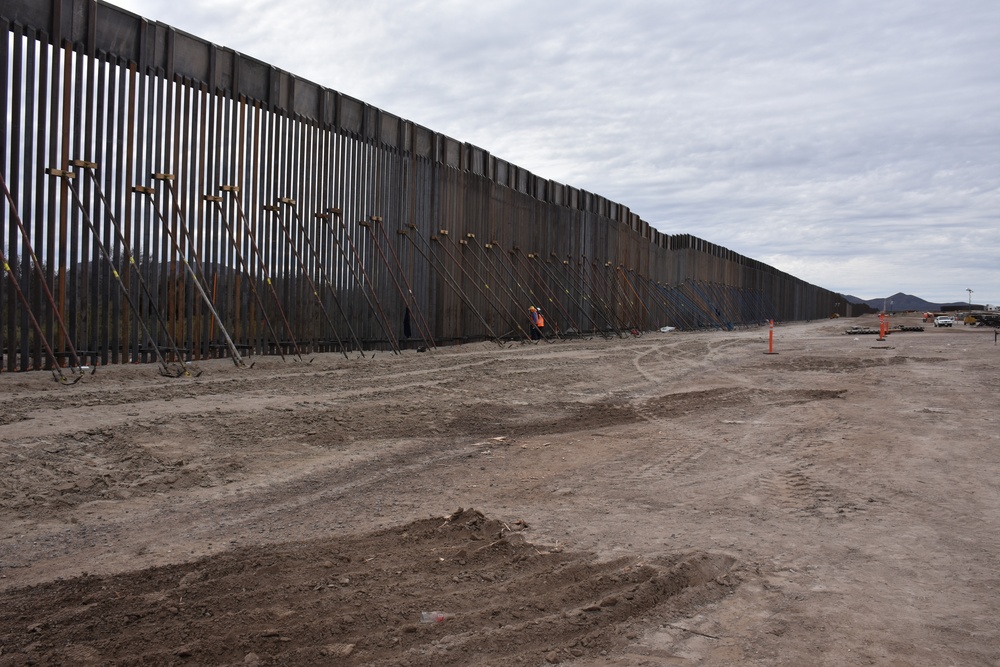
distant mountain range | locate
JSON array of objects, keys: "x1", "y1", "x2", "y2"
[{"x1": 841, "y1": 292, "x2": 976, "y2": 312}]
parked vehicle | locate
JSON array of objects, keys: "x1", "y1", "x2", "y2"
[{"x1": 934, "y1": 316, "x2": 954, "y2": 327}]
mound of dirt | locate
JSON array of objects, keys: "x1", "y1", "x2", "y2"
[{"x1": 0, "y1": 508, "x2": 736, "y2": 666}]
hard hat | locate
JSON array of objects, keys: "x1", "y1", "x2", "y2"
[{"x1": 529, "y1": 306, "x2": 536, "y2": 311}]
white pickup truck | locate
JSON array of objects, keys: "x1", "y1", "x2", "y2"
[{"x1": 934, "y1": 316, "x2": 954, "y2": 327}]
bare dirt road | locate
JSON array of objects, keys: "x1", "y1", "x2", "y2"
[{"x1": 1, "y1": 314, "x2": 998, "y2": 666}]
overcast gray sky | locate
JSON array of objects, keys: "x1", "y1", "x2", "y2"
[{"x1": 114, "y1": 0, "x2": 999, "y2": 306}]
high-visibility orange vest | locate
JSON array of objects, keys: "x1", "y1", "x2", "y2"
[{"x1": 536, "y1": 312, "x2": 545, "y2": 327}]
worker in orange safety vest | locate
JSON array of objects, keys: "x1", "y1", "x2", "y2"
[{"x1": 529, "y1": 306, "x2": 541, "y2": 340}]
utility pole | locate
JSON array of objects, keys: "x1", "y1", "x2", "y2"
[{"x1": 967, "y1": 288, "x2": 973, "y2": 308}]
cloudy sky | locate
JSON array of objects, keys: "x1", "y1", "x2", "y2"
[{"x1": 113, "y1": 0, "x2": 999, "y2": 306}]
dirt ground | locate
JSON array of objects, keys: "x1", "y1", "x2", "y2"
[{"x1": 0, "y1": 313, "x2": 998, "y2": 666}]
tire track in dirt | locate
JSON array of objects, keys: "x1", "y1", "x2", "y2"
[
  {"x1": 628, "y1": 335, "x2": 762, "y2": 385},
  {"x1": 758, "y1": 461, "x2": 858, "y2": 519}
]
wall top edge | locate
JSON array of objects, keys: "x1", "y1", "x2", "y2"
[{"x1": 0, "y1": 0, "x2": 822, "y2": 280}]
